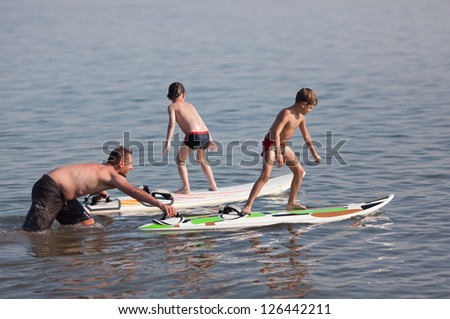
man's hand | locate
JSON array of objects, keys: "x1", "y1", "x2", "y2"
[
  {"x1": 100, "y1": 190, "x2": 109, "y2": 198},
  {"x1": 160, "y1": 203, "x2": 177, "y2": 217}
]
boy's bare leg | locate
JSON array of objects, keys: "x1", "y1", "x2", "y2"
[
  {"x1": 176, "y1": 144, "x2": 192, "y2": 194},
  {"x1": 284, "y1": 147, "x2": 306, "y2": 210},
  {"x1": 242, "y1": 151, "x2": 275, "y2": 214},
  {"x1": 197, "y1": 149, "x2": 218, "y2": 191}
]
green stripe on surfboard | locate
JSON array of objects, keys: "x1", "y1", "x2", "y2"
[
  {"x1": 190, "y1": 216, "x2": 223, "y2": 224},
  {"x1": 139, "y1": 223, "x2": 172, "y2": 230},
  {"x1": 247, "y1": 212, "x2": 266, "y2": 217}
]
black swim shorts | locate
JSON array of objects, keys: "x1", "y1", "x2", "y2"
[
  {"x1": 184, "y1": 131, "x2": 211, "y2": 150},
  {"x1": 22, "y1": 174, "x2": 92, "y2": 232}
]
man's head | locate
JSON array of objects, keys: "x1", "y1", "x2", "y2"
[{"x1": 107, "y1": 146, "x2": 133, "y2": 177}]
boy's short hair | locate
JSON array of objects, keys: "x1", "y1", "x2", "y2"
[
  {"x1": 107, "y1": 146, "x2": 132, "y2": 167},
  {"x1": 167, "y1": 82, "x2": 185, "y2": 100},
  {"x1": 295, "y1": 88, "x2": 318, "y2": 105}
]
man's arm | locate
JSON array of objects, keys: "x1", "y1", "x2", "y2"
[{"x1": 111, "y1": 173, "x2": 177, "y2": 216}]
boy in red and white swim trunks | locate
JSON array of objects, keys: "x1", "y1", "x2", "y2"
[
  {"x1": 162, "y1": 82, "x2": 218, "y2": 194},
  {"x1": 261, "y1": 137, "x2": 286, "y2": 157},
  {"x1": 243, "y1": 88, "x2": 322, "y2": 214}
]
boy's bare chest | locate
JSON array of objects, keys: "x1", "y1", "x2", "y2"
[{"x1": 283, "y1": 117, "x2": 302, "y2": 130}]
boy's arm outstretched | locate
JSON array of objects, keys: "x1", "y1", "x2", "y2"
[
  {"x1": 299, "y1": 120, "x2": 321, "y2": 163},
  {"x1": 162, "y1": 106, "x2": 176, "y2": 156}
]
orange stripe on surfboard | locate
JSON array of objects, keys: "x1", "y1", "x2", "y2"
[
  {"x1": 311, "y1": 209, "x2": 362, "y2": 218},
  {"x1": 121, "y1": 199, "x2": 139, "y2": 205}
]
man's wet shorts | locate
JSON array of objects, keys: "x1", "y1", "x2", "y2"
[
  {"x1": 184, "y1": 131, "x2": 211, "y2": 150},
  {"x1": 22, "y1": 174, "x2": 92, "y2": 232}
]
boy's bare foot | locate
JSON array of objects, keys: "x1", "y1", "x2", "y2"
[
  {"x1": 175, "y1": 187, "x2": 190, "y2": 194},
  {"x1": 208, "y1": 186, "x2": 218, "y2": 192},
  {"x1": 242, "y1": 207, "x2": 252, "y2": 215},
  {"x1": 286, "y1": 203, "x2": 306, "y2": 210}
]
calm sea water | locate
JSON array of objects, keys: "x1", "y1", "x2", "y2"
[{"x1": 1, "y1": 0, "x2": 449, "y2": 299}]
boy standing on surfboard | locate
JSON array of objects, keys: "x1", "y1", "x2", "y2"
[
  {"x1": 162, "y1": 82, "x2": 218, "y2": 194},
  {"x1": 22, "y1": 146, "x2": 177, "y2": 232},
  {"x1": 242, "y1": 88, "x2": 321, "y2": 214}
]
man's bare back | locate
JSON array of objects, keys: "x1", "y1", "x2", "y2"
[{"x1": 48, "y1": 163, "x2": 118, "y2": 201}]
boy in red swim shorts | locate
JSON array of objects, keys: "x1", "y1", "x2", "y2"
[
  {"x1": 242, "y1": 88, "x2": 322, "y2": 214},
  {"x1": 162, "y1": 82, "x2": 218, "y2": 194}
]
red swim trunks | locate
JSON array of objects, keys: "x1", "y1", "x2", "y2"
[{"x1": 261, "y1": 137, "x2": 286, "y2": 157}]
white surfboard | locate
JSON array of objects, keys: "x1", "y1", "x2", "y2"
[
  {"x1": 138, "y1": 194, "x2": 394, "y2": 231},
  {"x1": 84, "y1": 173, "x2": 293, "y2": 215}
]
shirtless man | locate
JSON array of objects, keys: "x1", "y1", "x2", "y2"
[
  {"x1": 162, "y1": 82, "x2": 218, "y2": 194},
  {"x1": 242, "y1": 88, "x2": 322, "y2": 214},
  {"x1": 22, "y1": 146, "x2": 177, "y2": 232}
]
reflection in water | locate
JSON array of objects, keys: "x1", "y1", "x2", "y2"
[
  {"x1": 158, "y1": 225, "x2": 313, "y2": 298},
  {"x1": 25, "y1": 228, "x2": 91, "y2": 258},
  {"x1": 248, "y1": 225, "x2": 313, "y2": 298},
  {"x1": 24, "y1": 216, "x2": 113, "y2": 257},
  {"x1": 160, "y1": 233, "x2": 221, "y2": 298},
  {"x1": 22, "y1": 220, "x2": 143, "y2": 298}
]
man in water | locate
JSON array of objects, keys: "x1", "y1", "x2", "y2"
[{"x1": 22, "y1": 146, "x2": 177, "y2": 232}]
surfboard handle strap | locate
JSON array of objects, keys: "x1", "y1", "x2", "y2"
[
  {"x1": 158, "y1": 211, "x2": 182, "y2": 220},
  {"x1": 218, "y1": 204, "x2": 245, "y2": 217},
  {"x1": 158, "y1": 203, "x2": 244, "y2": 220},
  {"x1": 83, "y1": 194, "x2": 111, "y2": 206},
  {"x1": 138, "y1": 185, "x2": 174, "y2": 206}
]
